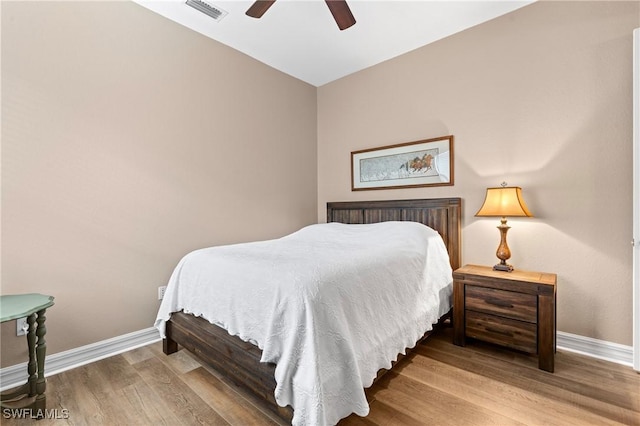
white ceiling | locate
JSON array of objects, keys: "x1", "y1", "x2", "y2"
[{"x1": 133, "y1": 0, "x2": 534, "y2": 87}]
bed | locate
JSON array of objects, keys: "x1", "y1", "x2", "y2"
[{"x1": 157, "y1": 198, "x2": 461, "y2": 425}]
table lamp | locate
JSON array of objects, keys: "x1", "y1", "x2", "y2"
[{"x1": 475, "y1": 183, "x2": 533, "y2": 272}]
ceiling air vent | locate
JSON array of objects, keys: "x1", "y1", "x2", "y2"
[{"x1": 186, "y1": 0, "x2": 228, "y2": 22}]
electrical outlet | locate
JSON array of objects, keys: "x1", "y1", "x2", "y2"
[
  {"x1": 16, "y1": 317, "x2": 28, "y2": 336},
  {"x1": 158, "y1": 286, "x2": 167, "y2": 300}
]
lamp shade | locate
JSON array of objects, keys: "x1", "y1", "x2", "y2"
[{"x1": 475, "y1": 186, "x2": 533, "y2": 218}]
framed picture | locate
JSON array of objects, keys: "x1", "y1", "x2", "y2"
[{"x1": 351, "y1": 135, "x2": 454, "y2": 191}]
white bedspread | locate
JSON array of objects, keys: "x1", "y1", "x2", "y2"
[{"x1": 155, "y1": 221, "x2": 453, "y2": 425}]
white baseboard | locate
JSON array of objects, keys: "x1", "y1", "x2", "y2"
[
  {"x1": 0, "y1": 327, "x2": 161, "y2": 392},
  {"x1": 557, "y1": 331, "x2": 634, "y2": 367},
  {"x1": 0, "y1": 327, "x2": 634, "y2": 392}
]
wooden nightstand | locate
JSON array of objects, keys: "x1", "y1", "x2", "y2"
[{"x1": 453, "y1": 264, "x2": 557, "y2": 372}]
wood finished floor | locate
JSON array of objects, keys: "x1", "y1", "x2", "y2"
[{"x1": 3, "y1": 326, "x2": 639, "y2": 425}]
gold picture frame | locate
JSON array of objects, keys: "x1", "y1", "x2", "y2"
[{"x1": 351, "y1": 135, "x2": 454, "y2": 191}]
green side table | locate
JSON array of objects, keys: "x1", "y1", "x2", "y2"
[{"x1": 0, "y1": 293, "x2": 54, "y2": 413}]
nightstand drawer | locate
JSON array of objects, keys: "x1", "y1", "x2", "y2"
[
  {"x1": 465, "y1": 310, "x2": 537, "y2": 353},
  {"x1": 466, "y1": 285, "x2": 537, "y2": 322}
]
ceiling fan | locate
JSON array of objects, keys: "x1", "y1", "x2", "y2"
[{"x1": 245, "y1": 0, "x2": 356, "y2": 31}]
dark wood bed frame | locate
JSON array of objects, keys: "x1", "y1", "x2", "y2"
[{"x1": 163, "y1": 198, "x2": 462, "y2": 422}]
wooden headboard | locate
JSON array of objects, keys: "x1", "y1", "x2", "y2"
[{"x1": 326, "y1": 198, "x2": 462, "y2": 271}]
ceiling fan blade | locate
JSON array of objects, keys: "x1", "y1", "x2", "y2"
[
  {"x1": 325, "y1": 0, "x2": 356, "y2": 30},
  {"x1": 246, "y1": 0, "x2": 276, "y2": 18}
]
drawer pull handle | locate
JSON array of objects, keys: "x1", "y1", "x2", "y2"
[
  {"x1": 485, "y1": 327, "x2": 513, "y2": 337},
  {"x1": 485, "y1": 298, "x2": 514, "y2": 309}
]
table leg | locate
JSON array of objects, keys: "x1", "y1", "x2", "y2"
[
  {"x1": 34, "y1": 309, "x2": 48, "y2": 413},
  {"x1": 1, "y1": 313, "x2": 41, "y2": 410},
  {"x1": 538, "y1": 294, "x2": 555, "y2": 373},
  {"x1": 453, "y1": 280, "x2": 466, "y2": 346},
  {"x1": 26, "y1": 313, "x2": 37, "y2": 397}
]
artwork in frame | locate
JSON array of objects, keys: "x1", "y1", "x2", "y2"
[{"x1": 351, "y1": 135, "x2": 454, "y2": 191}]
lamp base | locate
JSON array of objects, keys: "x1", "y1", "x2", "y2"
[{"x1": 493, "y1": 263, "x2": 514, "y2": 272}]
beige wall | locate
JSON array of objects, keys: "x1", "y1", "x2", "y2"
[
  {"x1": 1, "y1": 1, "x2": 317, "y2": 366},
  {"x1": 318, "y1": 1, "x2": 639, "y2": 346}
]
